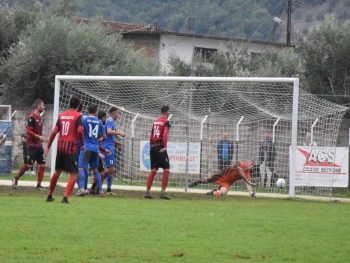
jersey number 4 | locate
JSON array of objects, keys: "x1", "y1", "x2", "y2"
[
  {"x1": 89, "y1": 124, "x2": 99, "y2": 138},
  {"x1": 153, "y1": 125, "x2": 161, "y2": 138}
]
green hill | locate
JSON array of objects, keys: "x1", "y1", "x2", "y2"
[{"x1": 3, "y1": 0, "x2": 350, "y2": 42}]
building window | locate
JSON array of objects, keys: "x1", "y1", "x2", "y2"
[
  {"x1": 251, "y1": 52, "x2": 261, "y2": 60},
  {"x1": 195, "y1": 47, "x2": 217, "y2": 62}
]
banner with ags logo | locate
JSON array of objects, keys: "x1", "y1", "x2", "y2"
[{"x1": 293, "y1": 146, "x2": 348, "y2": 187}]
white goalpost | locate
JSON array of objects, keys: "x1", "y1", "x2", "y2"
[{"x1": 51, "y1": 75, "x2": 348, "y2": 198}]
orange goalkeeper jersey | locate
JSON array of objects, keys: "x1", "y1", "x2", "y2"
[{"x1": 209, "y1": 161, "x2": 251, "y2": 189}]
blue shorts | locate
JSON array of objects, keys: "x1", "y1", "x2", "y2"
[
  {"x1": 78, "y1": 149, "x2": 99, "y2": 170},
  {"x1": 103, "y1": 150, "x2": 115, "y2": 168}
]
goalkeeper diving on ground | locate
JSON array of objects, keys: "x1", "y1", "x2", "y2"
[{"x1": 189, "y1": 160, "x2": 256, "y2": 197}]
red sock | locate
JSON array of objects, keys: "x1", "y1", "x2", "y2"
[
  {"x1": 64, "y1": 175, "x2": 76, "y2": 198},
  {"x1": 48, "y1": 172, "x2": 60, "y2": 195},
  {"x1": 146, "y1": 170, "x2": 157, "y2": 189},
  {"x1": 37, "y1": 165, "x2": 45, "y2": 186},
  {"x1": 16, "y1": 164, "x2": 30, "y2": 179},
  {"x1": 161, "y1": 170, "x2": 170, "y2": 190}
]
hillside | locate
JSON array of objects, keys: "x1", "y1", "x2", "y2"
[{"x1": 2, "y1": 0, "x2": 350, "y2": 42}]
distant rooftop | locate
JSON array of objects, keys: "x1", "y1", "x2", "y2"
[{"x1": 78, "y1": 18, "x2": 289, "y2": 48}]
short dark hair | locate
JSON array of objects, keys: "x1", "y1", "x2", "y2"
[
  {"x1": 69, "y1": 96, "x2": 80, "y2": 109},
  {"x1": 161, "y1": 105, "x2": 169, "y2": 114},
  {"x1": 98, "y1": 110, "x2": 107, "y2": 120},
  {"x1": 33, "y1": 99, "x2": 43, "y2": 109},
  {"x1": 77, "y1": 103, "x2": 83, "y2": 113},
  {"x1": 88, "y1": 104, "x2": 98, "y2": 114},
  {"x1": 109, "y1": 107, "x2": 118, "y2": 114}
]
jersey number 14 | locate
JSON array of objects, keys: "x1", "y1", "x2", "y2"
[
  {"x1": 153, "y1": 125, "x2": 161, "y2": 138},
  {"x1": 89, "y1": 124, "x2": 99, "y2": 138}
]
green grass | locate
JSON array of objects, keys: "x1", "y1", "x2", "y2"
[
  {"x1": 0, "y1": 186, "x2": 349, "y2": 263},
  {"x1": 1, "y1": 173, "x2": 350, "y2": 198}
]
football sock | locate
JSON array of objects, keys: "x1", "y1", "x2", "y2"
[
  {"x1": 90, "y1": 171, "x2": 103, "y2": 191},
  {"x1": 78, "y1": 169, "x2": 86, "y2": 189},
  {"x1": 84, "y1": 169, "x2": 88, "y2": 190},
  {"x1": 37, "y1": 165, "x2": 45, "y2": 186},
  {"x1": 93, "y1": 171, "x2": 102, "y2": 192},
  {"x1": 107, "y1": 175, "x2": 113, "y2": 192},
  {"x1": 146, "y1": 170, "x2": 157, "y2": 190},
  {"x1": 102, "y1": 172, "x2": 108, "y2": 184},
  {"x1": 161, "y1": 170, "x2": 170, "y2": 192},
  {"x1": 48, "y1": 171, "x2": 60, "y2": 195},
  {"x1": 64, "y1": 176, "x2": 76, "y2": 198},
  {"x1": 16, "y1": 164, "x2": 30, "y2": 179}
]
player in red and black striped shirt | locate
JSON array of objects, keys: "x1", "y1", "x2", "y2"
[
  {"x1": 45, "y1": 96, "x2": 84, "y2": 204},
  {"x1": 144, "y1": 106, "x2": 171, "y2": 199},
  {"x1": 12, "y1": 99, "x2": 46, "y2": 189}
]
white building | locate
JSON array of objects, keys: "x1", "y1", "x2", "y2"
[{"x1": 80, "y1": 19, "x2": 289, "y2": 72}]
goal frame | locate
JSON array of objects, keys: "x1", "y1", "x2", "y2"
[
  {"x1": 52, "y1": 75, "x2": 300, "y2": 198},
  {"x1": 0, "y1": 105, "x2": 12, "y2": 122}
]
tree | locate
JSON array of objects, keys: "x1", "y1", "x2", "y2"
[
  {"x1": 168, "y1": 42, "x2": 301, "y2": 79},
  {"x1": 300, "y1": 16, "x2": 350, "y2": 105},
  {"x1": 0, "y1": 7, "x2": 36, "y2": 57},
  {"x1": 250, "y1": 48, "x2": 302, "y2": 78},
  {"x1": 0, "y1": 15, "x2": 158, "y2": 106}
]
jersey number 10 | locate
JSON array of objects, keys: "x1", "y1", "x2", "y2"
[{"x1": 61, "y1": 121, "x2": 70, "y2": 136}]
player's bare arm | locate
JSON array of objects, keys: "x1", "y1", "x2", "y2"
[
  {"x1": 99, "y1": 145, "x2": 111, "y2": 155},
  {"x1": 27, "y1": 125, "x2": 44, "y2": 142},
  {"x1": 159, "y1": 125, "x2": 170, "y2": 153},
  {"x1": 235, "y1": 167, "x2": 256, "y2": 197},
  {"x1": 237, "y1": 166, "x2": 256, "y2": 187},
  {"x1": 106, "y1": 127, "x2": 126, "y2": 137}
]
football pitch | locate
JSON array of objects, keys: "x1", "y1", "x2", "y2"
[{"x1": 0, "y1": 185, "x2": 349, "y2": 263}]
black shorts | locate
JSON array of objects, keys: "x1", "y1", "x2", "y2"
[
  {"x1": 98, "y1": 158, "x2": 104, "y2": 172},
  {"x1": 26, "y1": 146, "x2": 45, "y2": 165},
  {"x1": 150, "y1": 146, "x2": 170, "y2": 170},
  {"x1": 55, "y1": 154, "x2": 78, "y2": 173}
]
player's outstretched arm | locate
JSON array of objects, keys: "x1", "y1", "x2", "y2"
[
  {"x1": 116, "y1": 130, "x2": 126, "y2": 137},
  {"x1": 237, "y1": 166, "x2": 255, "y2": 187},
  {"x1": 237, "y1": 165, "x2": 256, "y2": 197},
  {"x1": 107, "y1": 128, "x2": 126, "y2": 137},
  {"x1": 246, "y1": 184, "x2": 255, "y2": 196},
  {"x1": 99, "y1": 145, "x2": 111, "y2": 155}
]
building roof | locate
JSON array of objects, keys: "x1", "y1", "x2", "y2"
[
  {"x1": 78, "y1": 18, "x2": 290, "y2": 48},
  {"x1": 78, "y1": 18, "x2": 157, "y2": 33}
]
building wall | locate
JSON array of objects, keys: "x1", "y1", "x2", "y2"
[
  {"x1": 123, "y1": 34, "x2": 160, "y2": 63},
  {"x1": 159, "y1": 34, "x2": 283, "y2": 72}
]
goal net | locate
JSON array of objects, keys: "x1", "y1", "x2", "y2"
[
  {"x1": 52, "y1": 76, "x2": 348, "y2": 198},
  {"x1": 0, "y1": 105, "x2": 13, "y2": 173}
]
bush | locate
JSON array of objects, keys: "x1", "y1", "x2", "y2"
[{"x1": 0, "y1": 15, "x2": 158, "y2": 106}]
